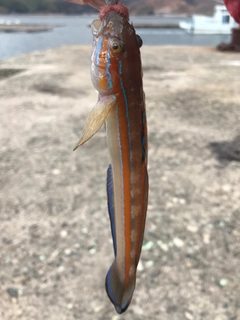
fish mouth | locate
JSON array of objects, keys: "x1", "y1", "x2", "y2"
[
  {"x1": 91, "y1": 19, "x2": 102, "y2": 36},
  {"x1": 91, "y1": 11, "x2": 125, "y2": 38},
  {"x1": 91, "y1": 18, "x2": 111, "y2": 37}
]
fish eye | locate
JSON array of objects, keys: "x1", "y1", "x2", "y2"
[
  {"x1": 136, "y1": 35, "x2": 143, "y2": 48},
  {"x1": 110, "y1": 38, "x2": 124, "y2": 54}
]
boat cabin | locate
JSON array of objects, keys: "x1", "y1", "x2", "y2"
[{"x1": 179, "y1": 5, "x2": 237, "y2": 34}]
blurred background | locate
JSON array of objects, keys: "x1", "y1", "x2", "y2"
[
  {"x1": 0, "y1": 0, "x2": 237, "y2": 60},
  {"x1": 0, "y1": 0, "x2": 240, "y2": 320}
]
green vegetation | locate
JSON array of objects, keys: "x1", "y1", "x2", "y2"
[{"x1": 0, "y1": 0, "x2": 96, "y2": 14}]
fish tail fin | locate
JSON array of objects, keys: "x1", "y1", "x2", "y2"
[{"x1": 105, "y1": 261, "x2": 136, "y2": 314}]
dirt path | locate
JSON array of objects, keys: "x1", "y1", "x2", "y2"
[{"x1": 0, "y1": 46, "x2": 240, "y2": 320}]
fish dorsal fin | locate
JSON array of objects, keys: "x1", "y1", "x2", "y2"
[
  {"x1": 107, "y1": 164, "x2": 117, "y2": 256},
  {"x1": 74, "y1": 95, "x2": 116, "y2": 150}
]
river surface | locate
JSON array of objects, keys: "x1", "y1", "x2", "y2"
[{"x1": 0, "y1": 14, "x2": 231, "y2": 61}]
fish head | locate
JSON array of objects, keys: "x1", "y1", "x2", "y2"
[{"x1": 90, "y1": 9, "x2": 143, "y2": 95}]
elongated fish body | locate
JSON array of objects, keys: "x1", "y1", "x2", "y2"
[{"x1": 74, "y1": 4, "x2": 148, "y2": 314}]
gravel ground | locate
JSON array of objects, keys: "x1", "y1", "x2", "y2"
[{"x1": 0, "y1": 45, "x2": 240, "y2": 320}]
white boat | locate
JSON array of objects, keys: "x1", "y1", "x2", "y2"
[{"x1": 179, "y1": 5, "x2": 237, "y2": 34}]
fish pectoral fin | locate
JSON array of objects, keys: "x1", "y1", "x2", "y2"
[{"x1": 73, "y1": 95, "x2": 116, "y2": 150}]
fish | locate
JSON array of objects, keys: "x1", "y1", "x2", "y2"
[
  {"x1": 224, "y1": 0, "x2": 240, "y2": 23},
  {"x1": 73, "y1": 3, "x2": 148, "y2": 314}
]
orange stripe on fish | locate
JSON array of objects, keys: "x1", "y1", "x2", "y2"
[{"x1": 74, "y1": 4, "x2": 148, "y2": 314}]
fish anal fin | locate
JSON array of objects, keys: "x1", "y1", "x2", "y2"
[
  {"x1": 107, "y1": 165, "x2": 116, "y2": 256},
  {"x1": 74, "y1": 95, "x2": 116, "y2": 150}
]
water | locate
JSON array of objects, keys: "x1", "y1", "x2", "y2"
[{"x1": 0, "y1": 14, "x2": 231, "y2": 61}]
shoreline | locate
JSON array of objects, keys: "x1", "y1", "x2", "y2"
[
  {"x1": 1, "y1": 21, "x2": 180, "y2": 33},
  {"x1": 0, "y1": 45, "x2": 217, "y2": 63},
  {"x1": 0, "y1": 23, "x2": 64, "y2": 33},
  {"x1": 0, "y1": 12, "x2": 188, "y2": 18},
  {"x1": 0, "y1": 44, "x2": 223, "y2": 65},
  {"x1": 0, "y1": 45, "x2": 222, "y2": 64}
]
